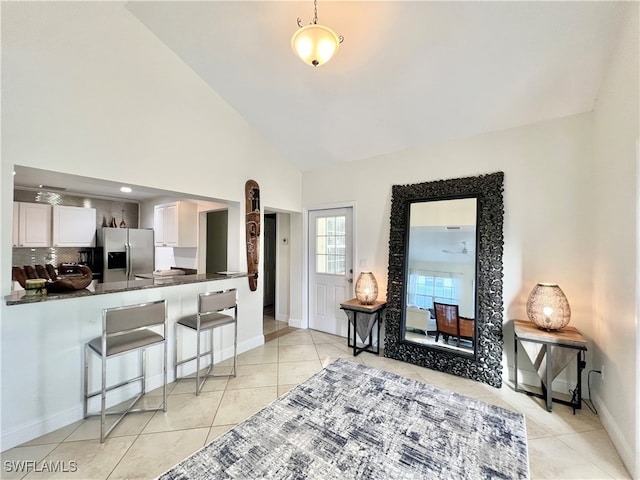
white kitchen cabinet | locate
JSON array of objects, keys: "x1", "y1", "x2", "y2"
[
  {"x1": 13, "y1": 202, "x2": 19, "y2": 247},
  {"x1": 154, "y1": 205, "x2": 166, "y2": 245},
  {"x1": 15, "y1": 202, "x2": 52, "y2": 247},
  {"x1": 52, "y1": 205, "x2": 97, "y2": 247},
  {"x1": 154, "y1": 201, "x2": 198, "y2": 247}
]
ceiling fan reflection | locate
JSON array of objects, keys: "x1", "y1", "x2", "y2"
[{"x1": 442, "y1": 241, "x2": 474, "y2": 255}]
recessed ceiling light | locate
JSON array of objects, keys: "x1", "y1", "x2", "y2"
[
  {"x1": 38, "y1": 184, "x2": 66, "y2": 191},
  {"x1": 120, "y1": 187, "x2": 132, "y2": 193}
]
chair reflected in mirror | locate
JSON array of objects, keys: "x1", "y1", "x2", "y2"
[
  {"x1": 405, "y1": 306, "x2": 435, "y2": 335},
  {"x1": 434, "y1": 302, "x2": 474, "y2": 347}
]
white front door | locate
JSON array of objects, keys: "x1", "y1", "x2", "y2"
[{"x1": 308, "y1": 207, "x2": 353, "y2": 336}]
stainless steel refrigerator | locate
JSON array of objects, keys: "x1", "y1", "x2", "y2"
[{"x1": 97, "y1": 228, "x2": 154, "y2": 283}]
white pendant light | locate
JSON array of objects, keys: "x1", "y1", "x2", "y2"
[{"x1": 292, "y1": 0, "x2": 343, "y2": 67}]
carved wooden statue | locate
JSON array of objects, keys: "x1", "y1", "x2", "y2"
[{"x1": 245, "y1": 179, "x2": 260, "y2": 291}]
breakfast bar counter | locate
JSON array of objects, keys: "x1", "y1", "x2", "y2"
[
  {"x1": 5, "y1": 272, "x2": 250, "y2": 306},
  {"x1": 1, "y1": 270, "x2": 264, "y2": 450}
]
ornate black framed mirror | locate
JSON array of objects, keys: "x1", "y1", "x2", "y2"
[{"x1": 384, "y1": 172, "x2": 504, "y2": 387}]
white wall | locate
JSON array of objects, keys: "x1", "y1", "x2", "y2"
[
  {"x1": 1, "y1": 2, "x2": 302, "y2": 250},
  {"x1": 276, "y1": 213, "x2": 291, "y2": 322},
  {"x1": 288, "y1": 212, "x2": 304, "y2": 328},
  {"x1": 0, "y1": 2, "x2": 302, "y2": 450},
  {"x1": 592, "y1": 4, "x2": 639, "y2": 476},
  {"x1": 303, "y1": 113, "x2": 595, "y2": 329}
]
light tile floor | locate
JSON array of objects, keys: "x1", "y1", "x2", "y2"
[
  {"x1": 263, "y1": 318, "x2": 292, "y2": 338},
  {"x1": 1, "y1": 329, "x2": 631, "y2": 479}
]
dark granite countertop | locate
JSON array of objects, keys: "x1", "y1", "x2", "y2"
[{"x1": 5, "y1": 272, "x2": 249, "y2": 306}]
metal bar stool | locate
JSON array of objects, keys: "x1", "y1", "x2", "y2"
[
  {"x1": 84, "y1": 299, "x2": 168, "y2": 442},
  {"x1": 175, "y1": 289, "x2": 238, "y2": 395}
]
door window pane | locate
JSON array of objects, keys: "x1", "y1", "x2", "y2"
[{"x1": 316, "y1": 215, "x2": 347, "y2": 275}]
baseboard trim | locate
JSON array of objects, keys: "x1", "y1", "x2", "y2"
[
  {"x1": 1, "y1": 334, "x2": 265, "y2": 452},
  {"x1": 1, "y1": 405, "x2": 82, "y2": 453},
  {"x1": 288, "y1": 317, "x2": 306, "y2": 329},
  {"x1": 592, "y1": 391, "x2": 637, "y2": 478}
]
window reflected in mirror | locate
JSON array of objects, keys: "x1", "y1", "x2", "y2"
[{"x1": 403, "y1": 197, "x2": 477, "y2": 355}]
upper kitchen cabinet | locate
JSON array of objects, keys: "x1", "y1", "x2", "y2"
[
  {"x1": 13, "y1": 202, "x2": 19, "y2": 246},
  {"x1": 14, "y1": 202, "x2": 52, "y2": 247},
  {"x1": 154, "y1": 201, "x2": 198, "y2": 247},
  {"x1": 52, "y1": 205, "x2": 97, "y2": 247}
]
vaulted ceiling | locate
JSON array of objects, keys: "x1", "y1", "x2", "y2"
[
  {"x1": 126, "y1": 1, "x2": 628, "y2": 172},
  {"x1": 9, "y1": 1, "x2": 631, "y2": 199}
]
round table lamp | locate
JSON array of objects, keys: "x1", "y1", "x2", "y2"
[
  {"x1": 355, "y1": 272, "x2": 378, "y2": 305},
  {"x1": 526, "y1": 283, "x2": 571, "y2": 330}
]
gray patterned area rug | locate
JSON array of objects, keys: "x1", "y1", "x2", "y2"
[{"x1": 159, "y1": 358, "x2": 529, "y2": 479}]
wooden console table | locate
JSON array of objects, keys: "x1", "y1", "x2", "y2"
[
  {"x1": 514, "y1": 319, "x2": 587, "y2": 413},
  {"x1": 339, "y1": 299, "x2": 386, "y2": 356}
]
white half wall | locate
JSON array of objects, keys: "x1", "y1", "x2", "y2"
[{"x1": 0, "y1": 277, "x2": 260, "y2": 451}]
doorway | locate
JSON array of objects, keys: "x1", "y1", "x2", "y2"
[
  {"x1": 264, "y1": 213, "x2": 276, "y2": 310},
  {"x1": 206, "y1": 210, "x2": 228, "y2": 273},
  {"x1": 308, "y1": 207, "x2": 354, "y2": 336},
  {"x1": 263, "y1": 212, "x2": 290, "y2": 339}
]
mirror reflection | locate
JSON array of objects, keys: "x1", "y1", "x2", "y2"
[{"x1": 403, "y1": 198, "x2": 477, "y2": 354}]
